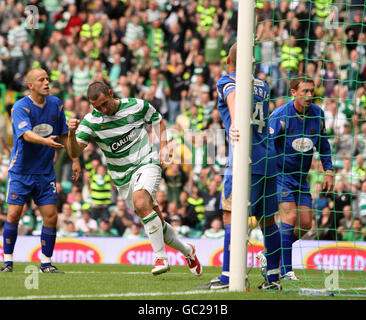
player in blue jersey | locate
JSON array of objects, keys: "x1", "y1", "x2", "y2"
[
  {"x1": 198, "y1": 42, "x2": 282, "y2": 290},
  {"x1": 267, "y1": 76, "x2": 334, "y2": 280},
  {"x1": 1, "y1": 68, "x2": 81, "y2": 273}
]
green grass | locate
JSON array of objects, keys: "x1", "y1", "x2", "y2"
[{"x1": 0, "y1": 263, "x2": 366, "y2": 300}]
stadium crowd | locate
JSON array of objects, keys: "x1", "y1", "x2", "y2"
[{"x1": 0, "y1": 0, "x2": 366, "y2": 242}]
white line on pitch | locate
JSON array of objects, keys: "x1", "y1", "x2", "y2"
[
  {"x1": 0, "y1": 290, "x2": 215, "y2": 300},
  {"x1": 65, "y1": 271, "x2": 186, "y2": 275}
]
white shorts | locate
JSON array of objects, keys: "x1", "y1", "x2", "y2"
[{"x1": 116, "y1": 164, "x2": 161, "y2": 211}]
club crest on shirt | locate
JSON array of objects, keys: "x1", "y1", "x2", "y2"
[{"x1": 127, "y1": 114, "x2": 135, "y2": 123}]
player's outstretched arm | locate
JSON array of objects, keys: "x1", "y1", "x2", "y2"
[
  {"x1": 66, "y1": 118, "x2": 87, "y2": 159},
  {"x1": 23, "y1": 130, "x2": 64, "y2": 150}
]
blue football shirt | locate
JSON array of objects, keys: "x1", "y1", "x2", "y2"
[
  {"x1": 269, "y1": 100, "x2": 333, "y2": 181},
  {"x1": 9, "y1": 95, "x2": 68, "y2": 174},
  {"x1": 216, "y1": 73, "x2": 277, "y2": 176}
]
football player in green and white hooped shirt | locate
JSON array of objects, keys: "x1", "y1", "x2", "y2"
[{"x1": 67, "y1": 81, "x2": 202, "y2": 276}]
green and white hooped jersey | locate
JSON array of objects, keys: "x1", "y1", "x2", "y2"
[{"x1": 76, "y1": 98, "x2": 161, "y2": 187}]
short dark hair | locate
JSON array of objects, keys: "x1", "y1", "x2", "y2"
[
  {"x1": 87, "y1": 81, "x2": 110, "y2": 101},
  {"x1": 289, "y1": 75, "x2": 315, "y2": 91}
]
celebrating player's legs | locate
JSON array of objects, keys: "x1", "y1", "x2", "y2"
[
  {"x1": 198, "y1": 43, "x2": 282, "y2": 290},
  {"x1": 1, "y1": 68, "x2": 81, "y2": 273},
  {"x1": 268, "y1": 77, "x2": 334, "y2": 280},
  {"x1": 66, "y1": 81, "x2": 202, "y2": 276}
]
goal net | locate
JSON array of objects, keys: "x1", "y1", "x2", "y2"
[{"x1": 249, "y1": 0, "x2": 366, "y2": 296}]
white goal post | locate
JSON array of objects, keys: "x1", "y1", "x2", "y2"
[{"x1": 229, "y1": 0, "x2": 256, "y2": 292}]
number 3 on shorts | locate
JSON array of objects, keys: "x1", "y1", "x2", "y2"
[{"x1": 50, "y1": 181, "x2": 57, "y2": 193}]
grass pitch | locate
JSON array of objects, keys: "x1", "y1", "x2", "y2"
[{"x1": 0, "y1": 263, "x2": 365, "y2": 300}]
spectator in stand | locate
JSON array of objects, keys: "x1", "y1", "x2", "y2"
[
  {"x1": 341, "y1": 218, "x2": 365, "y2": 242},
  {"x1": 336, "y1": 156, "x2": 361, "y2": 192},
  {"x1": 72, "y1": 57, "x2": 92, "y2": 100},
  {"x1": 332, "y1": 180, "x2": 352, "y2": 226},
  {"x1": 355, "y1": 122, "x2": 366, "y2": 159},
  {"x1": 352, "y1": 154, "x2": 366, "y2": 182},
  {"x1": 89, "y1": 164, "x2": 112, "y2": 222},
  {"x1": 105, "y1": 0, "x2": 126, "y2": 21},
  {"x1": 32, "y1": 207, "x2": 44, "y2": 236},
  {"x1": 109, "y1": 199, "x2": 134, "y2": 237},
  {"x1": 200, "y1": 179, "x2": 221, "y2": 232},
  {"x1": 75, "y1": 209, "x2": 98, "y2": 236},
  {"x1": 162, "y1": 162, "x2": 188, "y2": 205},
  {"x1": 165, "y1": 201, "x2": 180, "y2": 223},
  {"x1": 170, "y1": 214, "x2": 191, "y2": 238},
  {"x1": 177, "y1": 190, "x2": 199, "y2": 229},
  {"x1": 54, "y1": 4, "x2": 83, "y2": 38},
  {"x1": 7, "y1": 17, "x2": 30, "y2": 89},
  {"x1": 18, "y1": 202, "x2": 35, "y2": 236},
  {"x1": 317, "y1": 205, "x2": 337, "y2": 241},
  {"x1": 337, "y1": 204, "x2": 355, "y2": 237},
  {"x1": 358, "y1": 180, "x2": 366, "y2": 225},
  {"x1": 165, "y1": 62, "x2": 189, "y2": 123},
  {"x1": 322, "y1": 61, "x2": 338, "y2": 98},
  {"x1": 201, "y1": 217, "x2": 225, "y2": 239},
  {"x1": 57, "y1": 221, "x2": 79, "y2": 238},
  {"x1": 187, "y1": 185, "x2": 205, "y2": 225},
  {"x1": 123, "y1": 222, "x2": 146, "y2": 239},
  {"x1": 57, "y1": 202, "x2": 77, "y2": 231},
  {"x1": 90, "y1": 219, "x2": 117, "y2": 237}
]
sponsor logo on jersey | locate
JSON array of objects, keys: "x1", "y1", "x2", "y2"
[
  {"x1": 118, "y1": 240, "x2": 186, "y2": 266},
  {"x1": 18, "y1": 121, "x2": 28, "y2": 129},
  {"x1": 110, "y1": 128, "x2": 138, "y2": 153},
  {"x1": 33, "y1": 123, "x2": 53, "y2": 137},
  {"x1": 304, "y1": 243, "x2": 366, "y2": 270},
  {"x1": 28, "y1": 239, "x2": 104, "y2": 264},
  {"x1": 292, "y1": 137, "x2": 313, "y2": 152}
]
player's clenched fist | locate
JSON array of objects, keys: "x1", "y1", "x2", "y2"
[{"x1": 68, "y1": 118, "x2": 80, "y2": 134}]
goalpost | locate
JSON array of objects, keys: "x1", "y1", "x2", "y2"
[
  {"x1": 229, "y1": 0, "x2": 366, "y2": 296},
  {"x1": 229, "y1": 0, "x2": 256, "y2": 292}
]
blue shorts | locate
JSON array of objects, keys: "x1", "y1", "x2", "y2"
[
  {"x1": 250, "y1": 175, "x2": 278, "y2": 218},
  {"x1": 220, "y1": 173, "x2": 278, "y2": 218},
  {"x1": 6, "y1": 171, "x2": 58, "y2": 206},
  {"x1": 277, "y1": 174, "x2": 312, "y2": 207}
]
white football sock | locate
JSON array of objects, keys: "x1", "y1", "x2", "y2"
[
  {"x1": 4, "y1": 254, "x2": 13, "y2": 262},
  {"x1": 163, "y1": 222, "x2": 191, "y2": 256},
  {"x1": 141, "y1": 212, "x2": 167, "y2": 260}
]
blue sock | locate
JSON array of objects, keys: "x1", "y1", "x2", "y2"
[
  {"x1": 280, "y1": 222, "x2": 296, "y2": 275},
  {"x1": 262, "y1": 224, "x2": 281, "y2": 282},
  {"x1": 40, "y1": 226, "x2": 56, "y2": 267},
  {"x1": 3, "y1": 221, "x2": 18, "y2": 264},
  {"x1": 219, "y1": 224, "x2": 231, "y2": 284}
]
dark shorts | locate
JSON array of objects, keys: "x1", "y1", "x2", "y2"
[
  {"x1": 277, "y1": 174, "x2": 312, "y2": 207},
  {"x1": 220, "y1": 173, "x2": 278, "y2": 218},
  {"x1": 6, "y1": 171, "x2": 58, "y2": 206}
]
